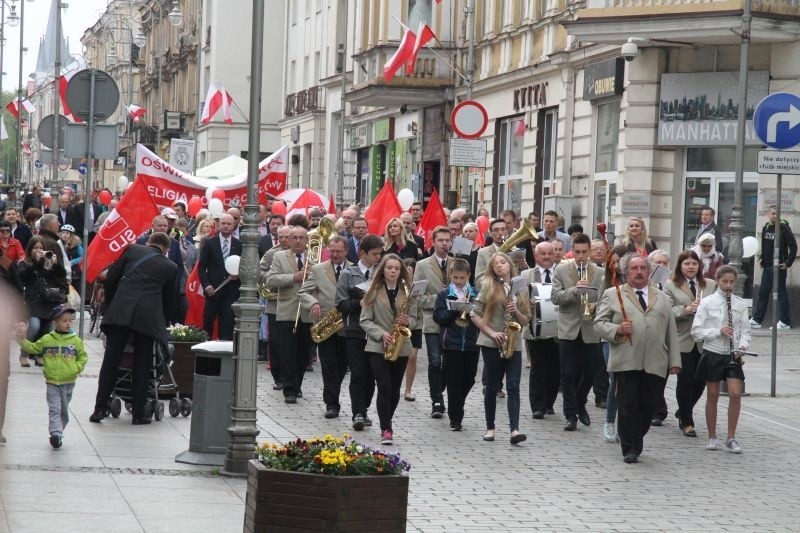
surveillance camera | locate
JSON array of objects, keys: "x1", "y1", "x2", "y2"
[{"x1": 621, "y1": 40, "x2": 639, "y2": 62}]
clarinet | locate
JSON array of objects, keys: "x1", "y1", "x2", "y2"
[{"x1": 726, "y1": 291, "x2": 741, "y2": 366}]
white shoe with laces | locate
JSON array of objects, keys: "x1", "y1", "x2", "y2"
[
  {"x1": 749, "y1": 318, "x2": 761, "y2": 329},
  {"x1": 706, "y1": 437, "x2": 720, "y2": 451},
  {"x1": 603, "y1": 422, "x2": 617, "y2": 443},
  {"x1": 770, "y1": 321, "x2": 791, "y2": 330},
  {"x1": 725, "y1": 438, "x2": 742, "y2": 454}
]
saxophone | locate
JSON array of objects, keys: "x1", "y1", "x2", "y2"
[
  {"x1": 384, "y1": 281, "x2": 413, "y2": 362},
  {"x1": 310, "y1": 308, "x2": 344, "y2": 343},
  {"x1": 500, "y1": 280, "x2": 522, "y2": 359}
]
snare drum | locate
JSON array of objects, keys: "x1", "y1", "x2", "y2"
[{"x1": 532, "y1": 282, "x2": 558, "y2": 339}]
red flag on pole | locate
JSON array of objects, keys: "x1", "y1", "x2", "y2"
[
  {"x1": 415, "y1": 189, "x2": 448, "y2": 250},
  {"x1": 328, "y1": 193, "x2": 337, "y2": 216},
  {"x1": 383, "y1": 25, "x2": 417, "y2": 82},
  {"x1": 184, "y1": 263, "x2": 206, "y2": 328},
  {"x1": 364, "y1": 181, "x2": 402, "y2": 236},
  {"x1": 405, "y1": 22, "x2": 436, "y2": 75},
  {"x1": 84, "y1": 179, "x2": 161, "y2": 282}
]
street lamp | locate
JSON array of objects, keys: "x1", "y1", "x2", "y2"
[{"x1": 5, "y1": 3, "x2": 16, "y2": 26}]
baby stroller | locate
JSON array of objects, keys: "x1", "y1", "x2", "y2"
[{"x1": 106, "y1": 339, "x2": 193, "y2": 421}]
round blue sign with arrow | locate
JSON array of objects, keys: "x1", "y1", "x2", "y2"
[
  {"x1": 34, "y1": 159, "x2": 42, "y2": 169},
  {"x1": 78, "y1": 163, "x2": 88, "y2": 175},
  {"x1": 753, "y1": 92, "x2": 800, "y2": 150}
]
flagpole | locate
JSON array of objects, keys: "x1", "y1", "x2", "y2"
[
  {"x1": 53, "y1": 0, "x2": 62, "y2": 190},
  {"x1": 15, "y1": 0, "x2": 23, "y2": 193},
  {"x1": 389, "y1": 15, "x2": 468, "y2": 84},
  {"x1": 459, "y1": 0, "x2": 476, "y2": 210}
]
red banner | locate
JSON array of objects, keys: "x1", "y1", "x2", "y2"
[
  {"x1": 415, "y1": 188, "x2": 447, "y2": 250},
  {"x1": 85, "y1": 178, "x2": 161, "y2": 282},
  {"x1": 135, "y1": 144, "x2": 288, "y2": 211},
  {"x1": 184, "y1": 263, "x2": 205, "y2": 328}
]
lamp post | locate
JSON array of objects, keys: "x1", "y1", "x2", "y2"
[
  {"x1": 8, "y1": 0, "x2": 25, "y2": 194},
  {"x1": 128, "y1": 0, "x2": 183, "y2": 156}
]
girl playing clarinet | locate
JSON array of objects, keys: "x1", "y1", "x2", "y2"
[
  {"x1": 360, "y1": 254, "x2": 418, "y2": 446},
  {"x1": 471, "y1": 252, "x2": 531, "y2": 445},
  {"x1": 691, "y1": 265, "x2": 750, "y2": 454}
]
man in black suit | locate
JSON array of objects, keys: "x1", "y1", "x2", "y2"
[
  {"x1": 90, "y1": 232, "x2": 177, "y2": 424},
  {"x1": 55, "y1": 194, "x2": 79, "y2": 229},
  {"x1": 346, "y1": 216, "x2": 368, "y2": 264},
  {"x1": 258, "y1": 214, "x2": 284, "y2": 257},
  {"x1": 74, "y1": 191, "x2": 103, "y2": 245},
  {"x1": 693, "y1": 206, "x2": 723, "y2": 253},
  {"x1": 198, "y1": 213, "x2": 241, "y2": 340},
  {"x1": 22, "y1": 186, "x2": 44, "y2": 215},
  {"x1": 4, "y1": 208, "x2": 32, "y2": 249},
  {"x1": 136, "y1": 215, "x2": 185, "y2": 323}
]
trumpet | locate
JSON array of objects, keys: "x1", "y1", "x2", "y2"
[
  {"x1": 578, "y1": 261, "x2": 593, "y2": 320},
  {"x1": 455, "y1": 295, "x2": 473, "y2": 327}
]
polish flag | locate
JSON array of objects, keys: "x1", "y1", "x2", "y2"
[
  {"x1": 201, "y1": 83, "x2": 234, "y2": 125},
  {"x1": 0, "y1": 117, "x2": 8, "y2": 140},
  {"x1": 126, "y1": 104, "x2": 147, "y2": 123},
  {"x1": 383, "y1": 25, "x2": 417, "y2": 83},
  {"x1": 405, "y1": 22, "x2": 436, "y2": 75},
  {"x1": 6, "y1": 98, "x2": 35, "y2": 119},
  {"x1": 58, "y1": 68, "x2": 83, "y2": 122},
  {"x1": 21, "y1": 142, "x2": 31, "y2": 155}
]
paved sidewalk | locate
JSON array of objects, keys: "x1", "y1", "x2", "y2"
[{"x1": 1, "y1": 328, "x2": 799, "y2": 532}]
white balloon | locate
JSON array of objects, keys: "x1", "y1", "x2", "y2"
[
  {"x1": 205, "y1": 186, "x2": 218, "y2": 201},
  {"x1": 208, "y1": 198, "x2": 224, "y2": 215},
  {"x1": 397, "y1": 188, "x2": 415, "y2": 211},
  {"x1": 224, "y1": 255, "x2": 241, "y2": 275},
  {"x1": 117, "y1": 175, "x2": 129, "y2": 190},
  {"x1": 127, "y1": 181, "x2": 134, "y2": 190},
  {"x1": 742, "y1": 236, "x2": 759, "y2": 258}
]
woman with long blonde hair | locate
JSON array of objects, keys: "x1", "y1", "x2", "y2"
[
  {"x1": 360, "y1": 253, "x2": 418, "y2": 445},
  {"x1": 470, "y1": 252, "x2": 531, "y2": 445},
  {"x1": 193, "y1": 218, "x2": 216, "y2": 250},
  {"x1": 623, "y1": 217, "x2": 657, "y2": 257},
  {"x1": 382, "y1": 217, "x2": 420, "y2": 260}
]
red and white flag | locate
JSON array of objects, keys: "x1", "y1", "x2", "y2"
[
  {"x1": 383, "y1": 25, "x2": 417, "y2": 83},
  {"x1": 21, "y1": 142, "x2": 31, "y2": 155},
  {"x1": 201, "y1": 83, "x2": 234, "y2": 124},
  {"x1": 58, "y1": 67, "x2": 83, "y2": 122},
  {"x1": 6, "y1": 97, "x2": 35, "y2": 119},
  {"x1": 184, "y1": 263, "x2": 206, "y2": 329},
  {"x1": 405, "y1": 21, "x2": 436, "y2": 75},
  {"x1": 415, "y1": 188, "x2": 447, "y2": 251},
  {"x1": 84, "y1": 178, "x2": 161, "y2": 283},
  {"x1": 126, "y1": 104, "x2": 147, "y2": 123}
]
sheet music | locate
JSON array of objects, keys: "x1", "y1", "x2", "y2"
[
  {"x1": 451, "y1": 236, "x2": 474, "y2": 256},
  {"x1": 355, "y1": 281, "x2": 370, "y2": 292},
  {"x1": 510, "y1": 275, "x2": 529, "y2": 295},
  {"x1": 410, "y1": 280, "x2": 428, "y2": 297},
  {"x1": 446, "y1": 300, "x2": 472, "y2": 312},
  {"x1": 650, "y1": 264, "x2": 671, "y2": 285}
]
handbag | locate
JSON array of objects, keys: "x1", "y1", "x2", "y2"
[{"x1": 68, "y1": 285, "x2": 82, "y2": 308}]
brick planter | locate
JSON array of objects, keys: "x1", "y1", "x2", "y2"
[
  {"x1": 244, "y1": 460, "x2": 409, "y2": 532},
  {"x1": 169, "y1": 342, "x2": 196, "y2": 399}
]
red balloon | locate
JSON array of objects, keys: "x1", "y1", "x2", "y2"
[
  {"x1": 187, "y1": 196, "x2": 203, "y2": 218},
  {"x1": 270, "y1": 201, "x2": 287, "y2": 216},
  {"x1": 98, "y1": 190, "x2": 113, "y2": 206},
  {"x1": 476, "y1": 215, "x2": 489, "y2": 234},
  {"x1": 211, "y1": 189, "x2": 226, "y2": 203}
]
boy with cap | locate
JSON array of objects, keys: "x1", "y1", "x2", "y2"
[{"x1": 15, "y1": 304, "x2": 88, "y2": 448}]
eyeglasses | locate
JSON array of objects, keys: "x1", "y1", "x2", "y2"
[{"x1": 0, "y1": 228, "x2": 10, "y2": 233}]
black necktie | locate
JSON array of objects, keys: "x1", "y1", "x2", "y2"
[
  {"x1": 335, "y1": 265, "x2": 342, "y2": 281},
  {"x1": 440, "y1": 259, "x2": 447, "y2": 277},
  {"x1": 543, "y1": 269, "x2": 551, "y2": 283},
  {"x1": 636, "y1": 290, "x2": 647, "y2": 311},
  {"x1": 296, "y1": 254, "x2": 303, "y2": 271},
  {"x1": 689, "y1": 280, "x2": 696, "y2": 298},
  {"x1": 364, "y1": 269, "x2": 370, "y2": 280}
]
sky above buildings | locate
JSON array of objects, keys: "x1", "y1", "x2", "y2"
[{"x1": 3, "y1": 0, "x2": 109, "y2": 92}]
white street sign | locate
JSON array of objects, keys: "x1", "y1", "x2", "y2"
[
  {"x1": 757, "y1": 150, "x2": 800, "y2": 175},
  {"x1": 450, "y1": 138, "x2": 487, "y2": 167}
]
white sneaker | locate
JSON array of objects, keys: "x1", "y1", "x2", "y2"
[
  {"x1": 749, "y1": 318, "x2": 761, "y2": 329},
  {"x1": 771, "y1": 321, "x2": 791, "y2": 330},
  {"x1": 725, "y1": 438, "x2": 742, "y2": 454},
  {"x1": 705, "y1": 437, "x2": 720, "y2": 451},
  {"x1": 603, "y1": 422, "x2": 617, "y2": 443}
]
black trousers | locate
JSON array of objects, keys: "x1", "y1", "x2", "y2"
[
  {"x1": 266, "y1": 313, "x2": 280, "y2": 384},
  {"x1": 368, "y1": 353, "x2": 408, "y2": 431},
  {"x1": 346, "y1": 337, "x2": 375, "y2": 419},
  {"x1": 675, "y1": 346, "x2": 706, "y2": 428},
  {"x1": 318, "y1": 334, "x2": 349, "y2": 410},
  {"x1": 654, "y1": 371, "x2": 670, "y2": 421},
  {"x1": 615, "y1": 370, "x2": 665, "y2": 458},
  {"x1": 203, "y1": 290, "x2": 236, "y2": 340},
  {"x1": 559, "y1": 335, "x2": 600, "y2": 418},
  {"x1": 593, "y1": 348, "x2": 609, "y2": 404},
  {"x1": 444, "y1": 349, "x2": 479, "y2": 426},
  {"x1": 274, "y1": 321, "x2": 312, "y2": 398},
  {"x1": 95, "y1": 325, "x2": 152, "y2": 420},
  {"x1": 527, "y1": 338, "x2": 560, "y2": 414}
]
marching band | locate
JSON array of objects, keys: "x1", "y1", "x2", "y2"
[{"x1": 256, "y1": 211, "x2": 753, "y2": 462}]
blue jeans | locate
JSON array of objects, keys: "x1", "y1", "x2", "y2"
[
  {"x1": 753, "y1": 266, "x2": 790, "y2": 325},
  {"x1": 425, "y1": 333, "x2": 445, "y2": 405},
  {"x1": 481, "y1": 347, "x2": 522, "y2": 432},
  {"x1": 46, "y1": 383, "x2": 75, "y2": 437},
  {"x1": 603, "y1": 342, "x2": 618, "y2": 424}
]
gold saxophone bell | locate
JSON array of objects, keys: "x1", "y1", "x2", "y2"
[
  {"x1": 310, "y1": 308, "x2": 344, "y2": 343},
  {"x1": 500, "y1": 280, "x2": 522, "y2": 359},
  {"x1": 294, "y1": 218, "x2": 336, "y2": 332},
  {"x1": 385, "y1": 281, "x2": 414, "y2": 362}
]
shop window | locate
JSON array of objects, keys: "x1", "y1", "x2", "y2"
[
  {"x1": 686, "y1": 147, "x2": 758, "y2": 172},
  {"x1": 497, "y1": 117, "x2": 525, "y2": 215},
  {"x1": 541, "y1": 108, "x2": 557, "y2": 197},
  {"x1": 595, "y1": 100, "x2": 620, "y2": 173}
]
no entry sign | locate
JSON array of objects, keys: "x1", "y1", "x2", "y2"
[{"x1": 450, "y1": 100, "x2": 488, "y2": 139}]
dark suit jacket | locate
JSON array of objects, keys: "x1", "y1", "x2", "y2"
[
  {"x1": 101, "y1": 243, "x2": 177, "y2": 344},
  {"x1": 346, "y1": 235, "x2": 360, "y2": 264},
  {"x1": 74, "y1": 201, "x2": 103, "y2": 237},
  {"x1": 198, "y1": 234, "x2": 242, "y2": 295},
  {"x1": 22, "y1": 193, "x2": 44, "y2": 215},
  {"x1": 136, "y1": 234, "x2": 184, "y2": 277},
  {"x1": 11, "y1": 223, "x2": 32, "y2": 249},
  {"x1": 56, "y1": 207, "x2": 79, "y2": 229},
  {"x1": 694, "y1": 221, "x2": 723, "y2": 253},
  {"x1": 258, "y1": 233, "x2": 278, "y2": 258}
]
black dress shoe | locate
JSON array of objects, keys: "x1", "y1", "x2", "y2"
[
  {"x1": 89, "y1": 410, "x2": 106, "y2": 423},
  {"x1": 532, "y1": 410, "x2": 545, "y2": 419},
  {"x1": 578, "y1": 408, "x2": 591, "y2": 427},
  {"x1": 324, "y1": 407, "x2": 339, "y2": 419},
  {"x1": 563, "y1": 417, "x2": 577, "y2": 431},
  {"x1": 545, "y1": 408, "x2": 555, "y2": 415},
  {"x1": 651, "y1": 417, "x2": 663, "y2": 427},
  {"x1": 132, "y1": 418, "x2": 152, "y2": 425},
  {"x1": 285, "y1": 396, "x2": 297, "y2": 404},
  {"x1": 510, "y1": 433, "x2": 527, "y2": 445},
  {"x1": 623, "y1": 453, "x2": 638, "y2": 464},
  {"x1": 272, "y1": 383, "x2": 283, "y2": 390}
]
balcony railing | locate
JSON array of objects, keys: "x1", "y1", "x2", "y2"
[{"x1": 284, "y1": 86, "x2": 325, "y2": 118}]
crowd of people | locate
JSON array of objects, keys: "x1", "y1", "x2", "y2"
[{"x1": 2, "y1": 182, "x2": 797, "y2": 463}]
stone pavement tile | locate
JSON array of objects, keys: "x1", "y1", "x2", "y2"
[
  {"x1": 126, "y1": 500, "x2": 244, "y2": 522},
  {"x1": 136, "y1": 515, "x2": 244, "y2": 533},
  {"x1": 5, "y1": 511, "x2": 143, "y2": 533},
  {"x1": 111, "y1": 473, "x2": 238, "y2": 491},
  {"x1": 119, "y1": 485, "x2": 242, "y2": 505},
  {"x1": 2, "y1": 482, "x2": 130, "y2": 515}
]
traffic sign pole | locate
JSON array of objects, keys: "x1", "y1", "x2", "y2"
[
  {"x1": 771, "y1": 173, "x2": 781, "y2": 398},
  {"x1": 78, "y1": 69, "x2": 98, "y2": 339}
]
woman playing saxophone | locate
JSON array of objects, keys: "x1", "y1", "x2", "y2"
[
  {"x1": 359, "y1": 254, "x2": 418, "y2": 446},
  {"x1": 470, "y1": 252, "x2": 531, "y2": 445}
]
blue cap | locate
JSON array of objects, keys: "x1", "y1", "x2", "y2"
[{"x1": 50, "y1": 304, "x2": 76, "y2": 320}]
